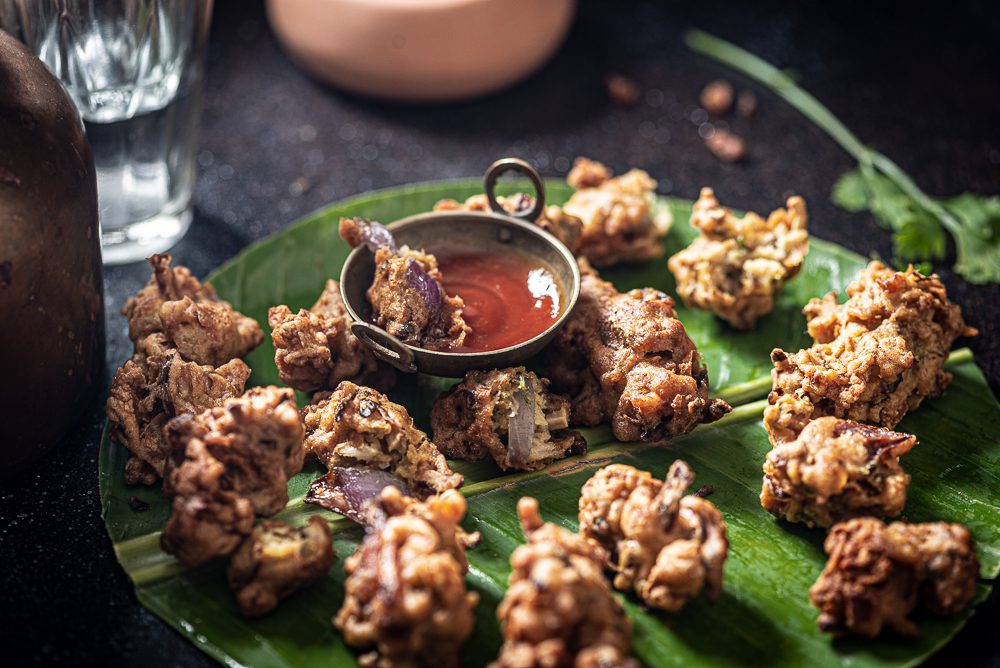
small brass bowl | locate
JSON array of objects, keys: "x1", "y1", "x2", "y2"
[{"x1": 340, "y1": 159, "x2": 581, "y2": 377}]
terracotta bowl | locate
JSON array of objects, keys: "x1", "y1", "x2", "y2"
[{"x1": 266, "y1": 0, "x2": 577, "y2": 102}]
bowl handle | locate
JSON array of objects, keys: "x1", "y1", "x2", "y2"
[
  {"x1": 350, "y1": 322, "x2": 418, "y2": 373},
  {"x1": 484, "y1": 157, "x2": 545, "y2": 221}
]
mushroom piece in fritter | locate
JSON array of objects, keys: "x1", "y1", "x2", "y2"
[
  {"x1": 578, "y1": 461, "x2": 728, "y2": 612},
  {"x1": 561, "y1": 156, "x2": 669, "y2": 268},
  {"x1": 809, "y1": 517, "x2": 979, "y2": 638},
  {"x1": 434, "y1": 192, "x2": 584, "y2": 253},
  {"x1": 227, "y1": 516, "x2": 335, "y2": 617},
  {"x1": 764, "y1": 262, "x2": 976, "y2": 444},
  {"x1": 761, "y1": 417, "x2": 916, "y2": 527},
  {"x1": 302, "y1": 381, "x2": 462, "y2": 521},
  {"x1": 160, "y1": 386, "x2": 305, "y2": 566},
  {"x1": 335, "y1": 486, "x2": 479, "y2": 668},
  {"x1": 547, "y1": 259, "x2": 731, "y2": 442},
  {"x1": 667, "y1": 187, "x2": 809, "y2": 330},
  {"x1": 430, "y1": 367, "x2": 585, "y2": 472},
  {"x1": 491, "y1": 497, "x2": 638, "y2": 668},
  {"x1": 340, "y1": 217, "x2": 470, "y2": 350},
  {"x1": 268, "y1": 279, "x2": 389, "y2": 392}
]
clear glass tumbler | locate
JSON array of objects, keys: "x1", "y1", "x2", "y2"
[{"x1": 0, "y1": 0, "x2": 214, "y2": 264}]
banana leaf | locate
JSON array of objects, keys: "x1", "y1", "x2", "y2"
[{"x1": 99, "y1": 181, "x2": 1000, "y2": 668}]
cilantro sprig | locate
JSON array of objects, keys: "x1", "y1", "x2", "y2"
[{"x1": 685, "y1": 28, "x2": 1000, "y2": 284}]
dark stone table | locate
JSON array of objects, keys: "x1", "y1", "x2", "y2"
[{"x1": 3, "y1": 0, "x2": 997, "y2": 665}]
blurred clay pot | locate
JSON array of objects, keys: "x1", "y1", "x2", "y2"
[{"x1": 266, "y1": 0, "x2": 577, "y2": 102}]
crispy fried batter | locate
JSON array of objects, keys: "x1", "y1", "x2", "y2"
[
  {"x1": 764, "y1": 262, "x2": 975, "y2": 444},
  {"x1": 562, "y1": 157, "x2": 667, "y2": 267},
  {"x1": 434, "y1": 193, "x2": 584, "y2": 252},
  {"x1": 161, "y1": 387, "x2": 305, "y2": 566},
  {"x1": 335, "y1": 487, "x2": 479, "y2": 668},
  {"x1": 227, "y1": 516, "x2": 335, "y2": 617},
  {"x1": 491, "y1": 497, "x2": 638, "y2": 668},
  {"x1": 761, "y1": 417, "x2": 916, "y2": 527},
  {"x1": 302, "y1": 382, "x2": 462, "y2": 518},
  {"x1": 668, "y1": 187, "x2": 809, "y2": 329},
  {"x1": 107, "y1": 333, "x2": 251, "y2": 485},
  {"x1": 430, "y1": 367, "x2": 585, "y2": 471},
  {"x1": 809, "y1": 517, "x2": 979, "y2": 638},
  {"x1": 268, "y1": 279, "x2": 388, "y2": 392},
  {"x1": 579, "y1": 461, "x2": 728, "y2": 612},
  {"x1": 547, "y1": 260, "x2": 730, "y2": 442}
]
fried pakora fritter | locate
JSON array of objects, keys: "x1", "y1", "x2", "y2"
[
  {"x1": 809, "y1": 517, "x2": 979, "y2": 638},
  {"x1": 430, "y1": 367, "x2": 585, "y2": 472},
  {"x1": 160, "y1": 386, "x2": 305, "y2": 566},
  {"x1": 335, "y1": 487, "x2": 479, "y2": 668},
  {"x1": 667, "y1": 187, "x2": 809, "y2": 329},
  {"x1": 107, "y1": 333, "x2": 251, "y2": 485},
  {"x1": 578, "y1": 461, "x2": 728, "y2": 612},
  {"x1": 764, "y1": 262, "x2": 975, "y2": 444},
  {"x1": 227, "y1": 516, "x2": 335, "y2": 617},
  {"x1": 122, "y1": 254, "x2": 263, "y2": 366},
  {"x1": 761, "y1": 417, "x2": 916, "y2": 527},
  {"x1": 302, "y1": 381, "x2": 462, "y2": 520},
  {"x1": 268, "y1": 279, "x2": 388, "y2": 392},
  {"x1": 562, "y1": 156, "x2": 667, "y2": 267},
  {"x1": 434, "y1": 193, "x2": 584, "y2": 252},
  {"x1": 547, "y1": 260, "x2": 730, "y2": 442},
  {"x1": 340, "y1": 217, "x2": 470, "y2": 350},
  {"x1": 491, "y1": 497, "x2": 638, "y2": 668}
]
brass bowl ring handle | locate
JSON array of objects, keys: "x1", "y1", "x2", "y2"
[
  {"x1": 484, "y1": 158, "x2": 546, "y2": 222},
  {"x1": 349, "y1": 322, "x2": 418, "y2": 373}
]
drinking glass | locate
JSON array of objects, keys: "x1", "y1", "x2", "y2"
[{"x1": 0, "y1": 0, "x2": 214, "y2": 264}]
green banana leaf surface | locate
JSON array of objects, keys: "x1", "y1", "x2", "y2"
[{"x1": 99, "y1": 180, "x2": 1000, "y2": 668}]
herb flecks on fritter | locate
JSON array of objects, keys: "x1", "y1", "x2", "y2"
[
  {"x1": 761, "y1": 417, "x2": 915, "y2": 527},
  {"x1": 434, "y1": 193, "x2": 584, "y2": 253},
  {"x1": 268, "y1": 279, "x2": 389, "y2": 392},
  {"x1": 764, "y1": 262, "x2": 975, "y2": 444},
  {"x1": 160, "y1": 386, "x2": 305, "y2": 566},
  {"x1": 227, "y1": 516, "x2": 335, "y2": 618},
  {"x1": 809, "y1": 517, "x2": 979, "y2": 638},
  {"x1": 302, "y1": 381, "x2": 462, "y2": 521},
  {"x1": 578, "y1": 461, "x2": 728, "y2": 612},
  {"x1": 430, "y1": 367, "x2": 585, "y2": 472},
  {"x1": 547, "y1": 260, "x2": 730, "y2": 442},
  {"x1": 335, "y1": 487, "x2": 479, "y2": 668},
  {"x1": 668, "y1": 187, "x2": 809, "y2": 329},
  {"x1": 340, "y1": 217, "x2": 470, "y2": 350},
  {"x1": 491, "y1": 497, "x2": 638, "y2": 668},
  {"x1": 562, "y1": 156, "x2": 667, "y2": 268}
]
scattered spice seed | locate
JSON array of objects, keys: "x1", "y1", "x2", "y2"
[
  {"x1": 129, "y1": 495, "x2": 151, "y2": 511},
  {"x1": 605, "y1": 73, "x2": 641, "y2": 107},
  {"x1": 700, "y1": 79, "x2": 733, "y2": 115},
  {"x1": 705, "y1": 129, "x2": 747, "y2": 163},
  {"x1": 693, "y1": 484, "x2": 715, "y2": 498},
  {"x1": 737, "y1": 90, "x2": 758, "y2": 117}
]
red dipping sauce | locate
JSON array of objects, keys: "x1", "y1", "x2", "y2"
[{"x1": 434, "y1": 247, "x2": 563, "y2": 353}]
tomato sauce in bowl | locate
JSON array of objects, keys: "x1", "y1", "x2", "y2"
[{"x1": 434, "y1": 247, "x2": 564, "y2": 353}]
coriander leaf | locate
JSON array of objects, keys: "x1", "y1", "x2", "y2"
[
  {"x1": 831, "y1": 169, "x2": 871, "y2": 212},
  {"x1": 943, "y1": 194, "x2": 1000, "y2": 283}
]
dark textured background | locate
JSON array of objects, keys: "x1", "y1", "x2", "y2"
[{"x1": 2, "y1": 0, "x2": 998, "y2": 665}]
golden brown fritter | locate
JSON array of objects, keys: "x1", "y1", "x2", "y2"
[
  {"x1": 160, "y1": 386, "x2": 305, "y2": 566},
  {"x1": 430, "y1": 367, "x2": 585, "y2": 472},
  {"x1": 562, "y1": 157, "x2": 668, "y2": 267},
  {"x1": 122, "y1": 254, "x2": 263, "y2": 366},
  {"x1": 268, "y1": 279, "x2": 388, "y2": 392},
  {"x1": 302, "y1": 382, "x2": 462, "y2": 519},
  {"x1": 667, "y1": 187, "x2": 809, "y2": 329},
  {"x1": 761, "y1": 417, "x2": 916, "y2": 527},
  {"x1": 227, "y1": 516, "x2": 335, "y2": 617},
  {"x1": 335, "y1": 487, "x2": 479, "y2": 668},
  {"x1": 809, "y1": 517, "x2": 979, "y2": 638},
  {"x1": 547, "y1": 260, "x2": 730, "y2": 442},
  {"x1": 764, "y1": 262, "x2": 975, "y2": 444},
  {"x1": 107, "y1": 333, "x2": 251, "y2": 485},
  {"x1": 340, "y1": 217, "x2": 470, "y2": 350},
  {"x1": 433, "y1": 193, "x2": 584, "y2": 252},
  {"x1": 491, "y1": 497, "x2": 638, "y2": 668},
  {"x1": 578, "y1": 461, "x2": 728, "y2": 612}
]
